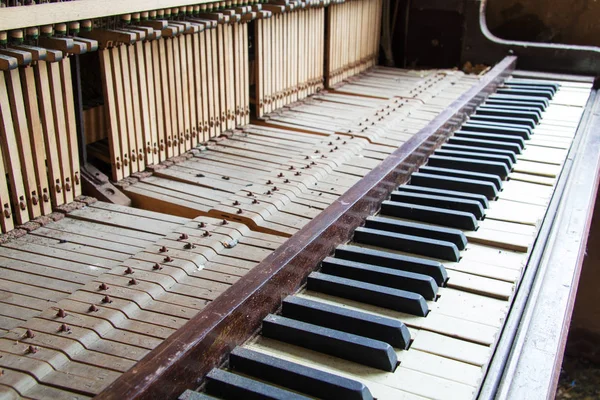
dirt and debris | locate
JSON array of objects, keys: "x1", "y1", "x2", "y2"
[{"x1": 556, "y1": 354, "x2": 600, "y2": 399}]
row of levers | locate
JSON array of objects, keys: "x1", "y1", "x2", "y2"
[{"x1": 0, "y1": 0, "x2": 593, "y2": 399}]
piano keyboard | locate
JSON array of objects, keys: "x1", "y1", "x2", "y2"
[{"x1": 178, "y1": 78, "x2": 593, "y2": 400}]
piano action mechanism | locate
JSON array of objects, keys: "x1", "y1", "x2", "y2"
[{"x1": 0, "y1": 0, "x2": 597, "y2": 399}]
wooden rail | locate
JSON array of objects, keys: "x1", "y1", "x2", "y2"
[
  {"x1": 0, "y1": 0, "x2": 215, "y2": 31},
  {"x1": 96, "y1": 55, "x2": 517, "y2": 400}
]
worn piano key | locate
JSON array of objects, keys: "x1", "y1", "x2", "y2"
[
  {"x1": 229, "y1": 347, "x2": 375, "y2": 400},
  {"x1": 410, "y1": 172, "x2": 498, "y2": 200},
  {"x1": 489, "y1": 93, "x2": 549, "y2": 108},
  {"x1": 505, "y1": 79, "x2": 560, "y2": 92},
  {"x1": 206, "y1": 368, "x2": 311, "y2": 400},
  {"x1": 320, "y1": 257, "x2": 438, "y2": 301},
  {"x1": 389, "y1": 191, "x2": 485, "y2": 219},
  {"x1": 475, "y1": 107, "x2": 541, "y2": 123},
  {"x1": 335, "y1": 244, "x2": 448, "y2": 286},
  {"x1": 380, "y1": 200, "x2": 478, "y2": 231},
  {"x1": 435, "y1": 148, "x2": 513, "y2": 169},
  {"x1": 470, "y1": 114, "x2": 536, "y2": 129},
  {"x1": 478, "y1": 103, "x2": 543, "y2": 120},
  {"x1": 441, "y1": 143, "x2": 518, "y2": 164},
  {"x1": 396, "y1": 185, "x2": 489, "y2": 209},
  {"x1": 496, "y1": 87, "x2": 554, "y2": 99},
  {"x1": 249, "y1": 335, "x2": 478, "y2": 400},
  {"x1": 418, "y1": 166, "x2": 503, "y2": 191},
  {"x1": 307, "y1": 272, "x2": 428, "y2": 317},
  {"x1": 462, "y1": 121, "x2": 531, "y2": 139},
  {"x1": 262, "y1": 314, "x2": 398, "y2": 372},
  {"x1": 453, "y1": 129, "x2": 526, "y2": 148},
  {"x1": 484, "y1": 98, "x2": 546, "y2": 112},
  {"x1": 426, "y1": 155, "x2": 510, "y2": 180},
  {"x1": 447, "y1": 136, "x2": 522, "y2": 154},
  {"x1": 365, "y1": 216, "x2": 468, "y2": 249}
]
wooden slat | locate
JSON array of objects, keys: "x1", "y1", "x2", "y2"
[{"x1": 0, "y1": 71, "x2": 29, "y2": 224}]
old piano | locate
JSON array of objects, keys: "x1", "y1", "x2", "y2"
[{"x1": 0, "y1": 0, "x2": 598, "y2": 399}]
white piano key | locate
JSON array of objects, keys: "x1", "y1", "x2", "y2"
[
  {"x1": 297, "y1": 290, "x2": 499, "y2": 346},
  {"x1": 247, "y1": 337, "x2": 477, "y2": 400}
]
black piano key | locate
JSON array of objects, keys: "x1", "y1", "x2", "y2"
[
  {"x1": 435, "y1": 148, "x2": 513, "y2": 169},
  {"x1": 502, "y1": 83, "x2": 557, "y2": 95},
  {"x1": 447, "y1": 136, "x2": 521, "y2": 155},
  {"x1": 462, "y1": 121, "x2": 531, "y2": 139},
  {"x1": 496, "y1": 87, "x2": 553, "y2": 99},
  {"x1": 229, "y1": 347, "x2": 374, "y2": 400},
  {"x1": 205, "y1": 368, "x2": 311, "y2": 400},
  {"x1": 395, "y1": 185, "x2": 489, "y2": 209},
  {"x1": 179, "y1": 390, "x2": 221, "y2": 400},
  {"x1": 481, "y1": 101, "x2": 544, "y2": 113},
  {"x1": 504, "y1": 79, "x2": 560, "y2": 93},
  {"x1": 262, "y1": 314, "x2": 399, "y2": 372},
  {"x1": 454, "y1": 130, "x2": 526, "y2": 148},
  {"x1": 470, "y1": 114, "x2": 536, "y2": 129},
  {"x1": 410, "y1": 172, "x2": 498, "y2": 200},
  {"x1": 441, "y1": 143, "x2": 517, "y2": 164},
  {"x1": 321, "y1": 256, "x2": 439, "y2": 299},
  {"x1": 307, "y1": 271, "x2": 429, "y2": 316},
  {"x1": 388, "y1": 189, "x2": 485, "y2": 219},
  {"x1": 354, "y1": 226, "x2": 461, "y2": 261},
  {"x1": 485, "y1": 98, "x2": 547, "y2": 111},
  {"x1": 365, "y1": 215, "x2": 468, "y2": 249},
  {"x1": 489, "y1": 93, "x2": 549, "y2": 108},
  {"x1": 475, "y1": 107, "x2": 540, "y2": 123},
  {"x1": 335, "y1": 244, "x2": 448, "y2": 286},
  {"x1": 418, "y1": 166, "x2": 503, "y2": 191},
  {"x1": 281, "y1": 296, "x2": 411, "y2": 348},
  {"x1": 379, "y1": 201, "x2": 477, "y2": 231},
  {"x1": 427, "y1": 154, "x2": 510, "y2": 180}
]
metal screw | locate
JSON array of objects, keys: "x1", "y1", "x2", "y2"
[
  {"x1": 99, "y1": 283, "x2": 109, "y2": 291},
  {"x1": 56, "y1": 309, "x2": 67, "y2": 318},
  {"x1": 102, "y1": 295, "x2": 112, "y2": 304},
  {"x1": 25, "y1": 329, "x2": 35, "y2": 339},
  {"x1": 89, "y1": 304, "x2": 98, "y2": 312},
  {"x1": 124, "y1": 267, "x2": 134, "y2": 275}
]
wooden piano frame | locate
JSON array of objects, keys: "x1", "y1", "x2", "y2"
[{"x1": 1, "y1": 1, "x2": 598, "y2": 399}]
